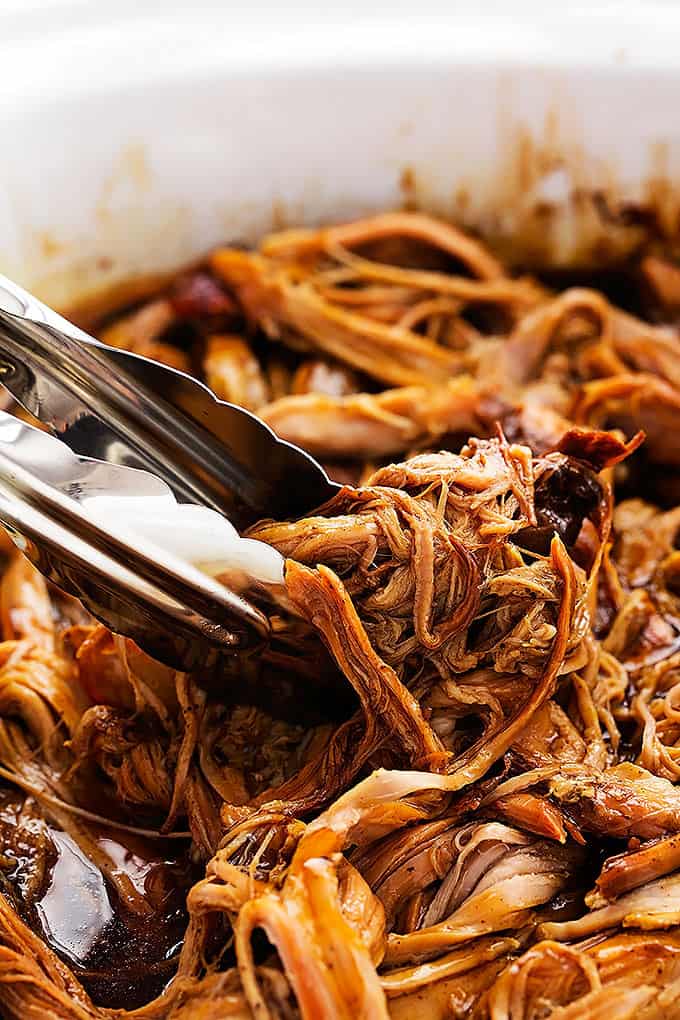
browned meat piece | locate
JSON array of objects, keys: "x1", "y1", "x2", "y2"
[
  {"x1": 641, "y1": 254, "x2": 680, "y2": 317},
  {"x1": 594, "y1": 833, "x2": 680, "y2": 902},
  {"x1": 611, "y1": 306, "x2": 680, "y2": 388},
  {"x1": 258, "y1": 211, "x2": 507, "y2": 279},
  {"x1": 595, "y1": 499, "x2": 680, "y2": 781},
  {"x1": 98, "y1": 298, "x2": 191, "y2": 372},
  {"x1": 211, "y1": 247, "x2": 468, "y2": 386},
  {"x1": 511, "y1": 701, "x2": 588, "y2": 768},
  {"x1": 0, "y1": 554, "x2": 56, "y2": 651},
  {"x1": 353, "y1": 810, "x2": 581, "y2": 963},
  {"x1": 588, "y1": 931, "x2": 680, "y2": 1006},
  {"x1": 260, "y1": 377, "x2": 488, "y2": 458},
  {"x1": 203, "y1": 334, "x2": 270, "y2": 410},
  {"x1": 211, "y1": 212, "x2": 540, "y2": 388},
  {"x1": 474, "y1": 941, "x2": 603, "y2": 1019},
  {"x1": 254, "y1": 440, "x2": 600, "y2": 673},
  {"x1": 504, "y1": 286, "x2": 680, "y2": 390},
  {"x1": 286, "y1": 561, "x2": 446, "y2": 771},
  {"x1": 382, "y1": 822, "x2": 582, "y2": 965},
  {"x1": 540, "y1": 867, "x2": 680, "y2": 941},
  {"x1": 493, "y1": 791, "x2": 568, "y2": 842},
  {"x1": 551, "y1": 424, "x2": 644, "y2": 470},
  {"x1": 71, "y1": 704, "x2": 174, "y2": 810},
  {"x1": 247, "y1": 438, "x2": 619, "y2": 843},
  {"x1": 474, "y1": 934, "x2": 680, "y2": 1019},
  {"x1": 573, "y1": 372, "x2": 680, "y2": 465},
  {"x1": 610, "y1": 499, "x2": 680, "y2": 591},
  {"x1": 502, "y1": 287, "x2": 618, "y2": 384},
  {"x1": 549, "y1": 763, "x2": 680, "y2": 840},
  {"x1": 290, "y1": 358, "x2": 360, "y2": 396},
  {"x1": 381, "y1": 936, "x2": 515, "y2": 1004}
]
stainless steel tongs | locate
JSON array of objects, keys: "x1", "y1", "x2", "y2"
[{"x1": 0, "y1": 274, "x2": 340, "y2": 669}]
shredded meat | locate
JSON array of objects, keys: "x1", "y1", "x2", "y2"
[{"x1": 3, "y1": 211, "x2": 680, "y2": 1018}]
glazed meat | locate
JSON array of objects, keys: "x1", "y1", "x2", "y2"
[{"x1": 2, "y1": 212, "x2": 680, "y2": 1018}]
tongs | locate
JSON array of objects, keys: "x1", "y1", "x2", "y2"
[{"x1": 0, "y1": 274, "x2": 340, "y2": 668}]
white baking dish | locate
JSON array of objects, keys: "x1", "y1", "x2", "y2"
[{"x1": 1, "y1": 3, "x2": 680, "y2": 307}]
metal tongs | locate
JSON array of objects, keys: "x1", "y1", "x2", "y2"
[{"x1": 0, "y1": 275, "x2": 340, "y2": 668}]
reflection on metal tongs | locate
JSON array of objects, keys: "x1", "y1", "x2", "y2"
[{"x1": 0, "y1": 274, "x2": 340, "y2": 669}]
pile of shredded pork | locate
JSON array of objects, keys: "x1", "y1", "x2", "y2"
[{"x1": 3, "y1": 213, "x2": 680, "y2": 1019}]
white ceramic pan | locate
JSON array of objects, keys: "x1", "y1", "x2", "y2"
[{"x1": 1, "y1": 2, "x2": 680, "y2": 306}]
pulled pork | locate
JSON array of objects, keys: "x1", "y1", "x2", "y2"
[{"x1": 2, "y1": 212, "x2": 680, "y2": 1019}]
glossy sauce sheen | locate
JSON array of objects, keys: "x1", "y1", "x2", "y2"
[
  {"x1": 0, "y1": 791, "x2": 195, "y2": 1008},
  {"x1": 35, "y1": 830, "x2": 113, "y2": 964}
]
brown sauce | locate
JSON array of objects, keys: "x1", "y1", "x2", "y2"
[{"x1": 0, "y1": 790, "x2": 196, "y2": 1008}]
